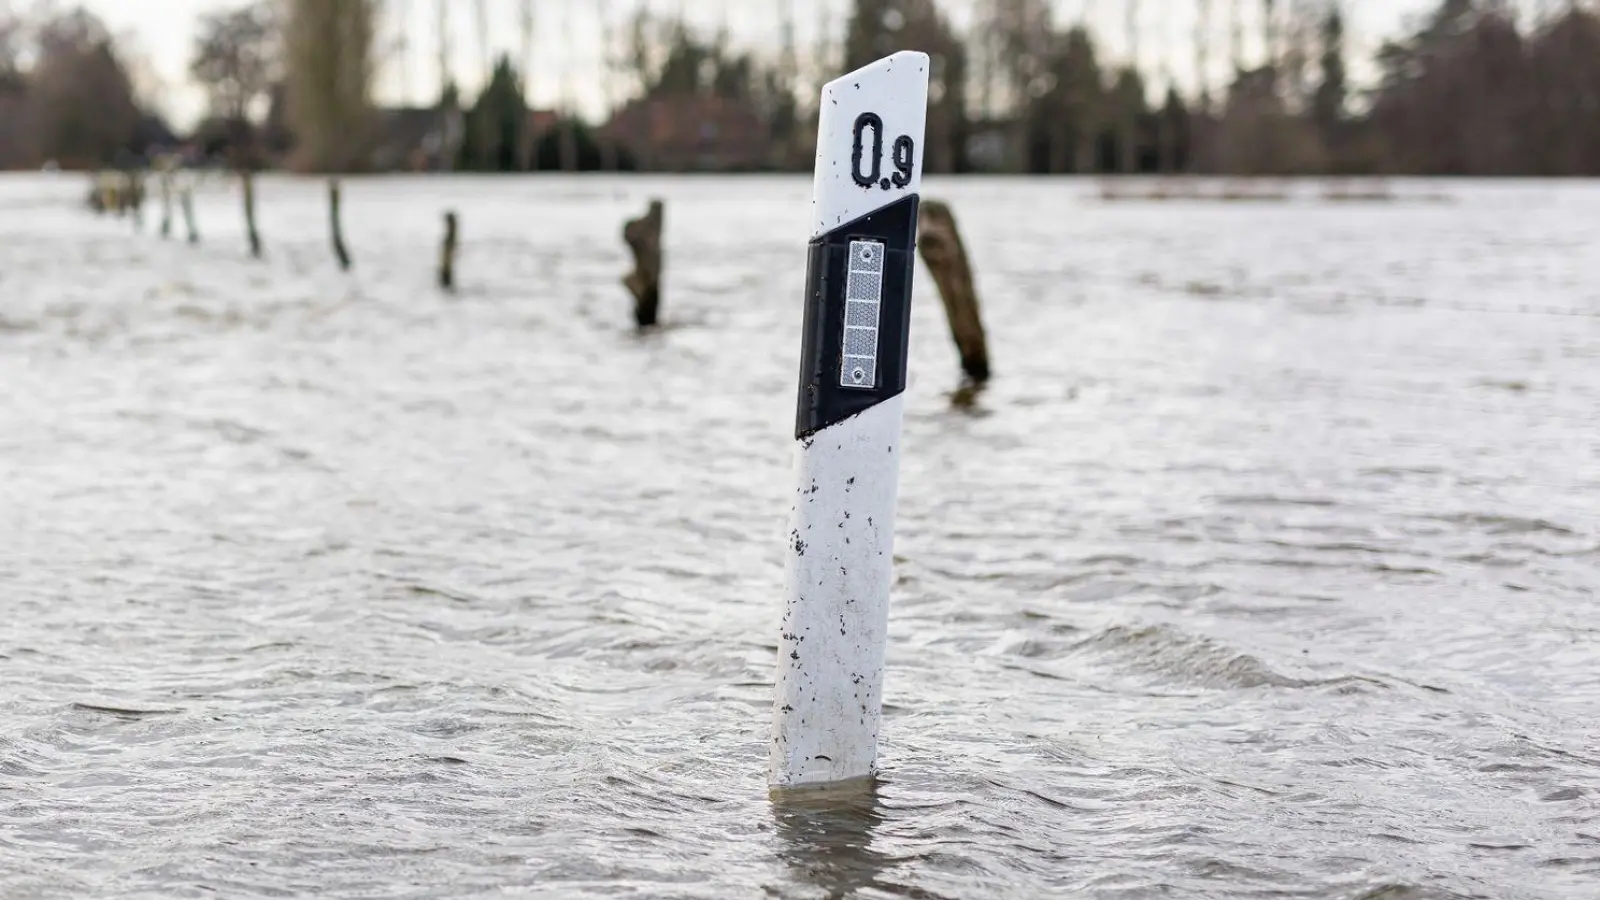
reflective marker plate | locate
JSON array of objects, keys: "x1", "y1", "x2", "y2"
[{"x1": 840, "y1": 240, "x2": 885, "y2": 389}]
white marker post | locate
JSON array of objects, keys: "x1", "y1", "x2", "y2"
[{"x1": 771, "y1": 51, "x2": 929, "y2": 790}]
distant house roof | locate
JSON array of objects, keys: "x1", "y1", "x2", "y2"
[
  {"x1": 528, "y1": 108, "x2": 560, "y2": 135},
  {"x1": 372, "y1": 106, "x2": 462, "y2": 171},
  {"x1": 134, "y1": 113, "x2": 179, "y2": 151},
  {"x1": 0, "y1": 76, "x2": 33, "y2": 170},
  {"x1": 602, "y1": 94, "x2": 768, "y2": 172}
]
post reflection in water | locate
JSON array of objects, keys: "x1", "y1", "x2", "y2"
[{"x1": 769, "y1": 779, "x2": 901, "y2": 900}]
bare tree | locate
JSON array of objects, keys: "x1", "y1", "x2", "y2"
[
  {"x1": 191, "y1": 1, "x2": 278, "y2": 124},
  {"x1": 29, "y1": 8, "x2": 143, "y2": 168},
  {"x1": 972, "y1": 0, "x2": 1054, "y2": 121},
  {"x1": 845, "y1": 0, "x2": 970, "y2": 173},
  {"x1": 283, "y1": 0, "x2": 378, "y2": 172},
  {"x1": 0, "y1": 6, "x2": 23, "y2": 80},
  {"x1": 0, "y1": 5, "x2": 33, "y2": 168},
  {"x1": 519, "y1": 0, "x2": 535, "y2": 169}
]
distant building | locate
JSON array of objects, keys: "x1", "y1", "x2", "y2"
[
  {"x1": 964, "y1": 118, "x2": 1021, "y2": 174},
  {"x1": 133, "y1": 114, "x2": 180, "y2": 157},
  {"x1": 0, "y1": 74, "x2": 33, "y2": 170},
  {"x1": 369, "y1": 105, "x2": 463, "y2": 172},
  {"x1": 528, "y1": 108, "x2": 560, "y2": 140},
  {"x1": 601, "y1": 94, "x2": 768, "y2": 172}
]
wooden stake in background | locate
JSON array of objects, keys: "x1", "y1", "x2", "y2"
[
  {"x1": 622, "y1": 200, "x2": 664, "y2": 327},
  {"x1": 129, "y1": 172, "x2": 146, "y2": 232},
  {"x1": 242, "y1": 171, "x2": 262, "y2": 258},
  {"x1": 329, "y1": 180, "x2": 352, "y2": 270},
  {"x1": 439, "y1": 211, "x2": 458, "y2": 290},
  {"x1": 180, "y1": 182, "x2": 199, "y2": 245},
  {"x1": 159, "y1": 168, "x2": 174, "y2": 239},
  {"x1": 917, "y1": 199, "x2": 991, "y2": 387}
]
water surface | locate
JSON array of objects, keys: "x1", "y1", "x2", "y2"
[{"x1": 1, "y1": 174, "x2": 1597, "y2": 899}]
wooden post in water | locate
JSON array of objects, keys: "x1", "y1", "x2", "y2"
[
  {"x1": 916, "y1": 200, "x2": 991, "y2": 386},
  {"x1": 329, "y1": 180, "x2": 352, "y2": 270},
  {"x1": 622, "y1": 200, "x2": 664, "y2": 327},
  {"x1": 128, "y1": 172, "x2": 146, "y2": 231},
  {"x1": 101, "y1": 172, "x2": 122, "y2": 217},
  {"x1": 89, "y1": 173, "x2": 108, "y2": 215},
  {"x1": 180, "y1": 181, "x2": 200, "y2": 244},
  {"x1": 771, "y1": 51, "x2": 929, "y2": 791},
  {"x1": 242, "y1": 170, "x2": 262, "y2": 258},
  {"x1": 159, "y1": 167, "x2": 174, "y2": 239},
  {"x1": 439, "y1": 211, "x2": 458, "y2": 290}
]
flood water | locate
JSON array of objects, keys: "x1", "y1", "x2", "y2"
[{"x1": 1, "y1": 173, "x2": 1597, "y2": 899}]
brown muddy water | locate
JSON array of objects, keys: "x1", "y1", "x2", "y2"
[{"x1": 1, "y1": 174, "x2": 1597, "y2": 899}]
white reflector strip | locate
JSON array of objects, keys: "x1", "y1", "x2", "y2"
[{"x1": 840, "y1": 240, "x2": 885, "y2": 389}]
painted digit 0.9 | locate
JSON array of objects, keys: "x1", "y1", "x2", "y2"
[
  {"x1": 852, "y1": 112, "x2": 918, "y2": 192},
  {"x1": 851, "y1": 113, "x2": 884, "y2": 189},
  {"x1": 891, "y1": 136, "x2": 916, "y2": 188}
]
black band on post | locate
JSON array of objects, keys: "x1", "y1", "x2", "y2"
[{"x1": 794, "y1": 193, "x2": 920, "y2": 440}]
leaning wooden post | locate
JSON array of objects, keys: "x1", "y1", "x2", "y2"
[
  {"x1": 916, "y1": 200, "x2": 991, "y2": 385},
  {"x1": 771, "y1": 51, "x2": 930, "y2": 791},
  {"x1": 89, "y1": 173, "x2": 107, "y2": 215},
  {"x1": 158, "y1": 167, "x2": 174, "y2": 239},
  {"x1": 439, "y1": 211, "x2": 459, "y2": 290},
  {"x1": 99, "y1": 172, "x2": 119, "y2": 217},
  {"x1": 129, "y1": 172, "x2": 146, "y2": 232},
  {"x1": 242, "y1": 169, "x2": 262, "y2": 258},
  {"x1": 180, "y1": 181, "x2": 200, "y2": 245},
  {"x1": 329, "y1": 179, "x2": 351, "y2": 270},
  {"x1": 622, "y1": 200, "x2": 664, "y2": 327}
]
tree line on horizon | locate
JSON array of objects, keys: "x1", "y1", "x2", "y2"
[{"x1": 1, "y1": 0, "x2": 1599, "y2": 177}]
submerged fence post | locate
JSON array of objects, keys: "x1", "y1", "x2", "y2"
[
  {"x1": 329, "y1": 179, "x2": 351, "y2": 270},
  {"x1": 916, "y1": 200, "x2": 991, "y2": 386},
  {"x1": 97, "y1": 172, "x2": 125, "y2": 217},
  {"x1": 439, "y1": 211, "x2": 458, "y2": 290},
  {"x1": 242, "y1": 170, "x2": 262, "y2": 258},
  {"x1": 89, "y1": 172, "x2": 109, "y2": 215},
  {"x1": 159, "y1": 167, "x2": 174, "y2": 239},
  {"x1": 180, "y1": 181, "x2": 199, "y2": 245},
  {"x1": 622, "y1": 200, "x2": 664, "y2": 327},
  {"x1": 770, "y1": 51, "x2": 929, "y2": 791},
  {"x1": 128, "y1": 172, "x2": 146, "y2": 232}
]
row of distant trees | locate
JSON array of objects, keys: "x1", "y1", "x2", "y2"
[
  {"x1": 852, "y1": 0, "x2": 1600, "y2": 176},
  {"x1": 0, "y1": 1, "x2": 375, "y2": 172},
  {"x1": 2, "y1": 0, "x2": 1600, "y2": 176},
  {"x1": 0, "y1": 9, "x2": 156, "y2": 170}
]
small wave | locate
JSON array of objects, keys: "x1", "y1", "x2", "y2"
[
  {"x1": 1213, "y1": 493, "x2": 1340, "y2": 509},
  {"x1": 1429, "y1": 513, "x2": 1578, "y2": 537},
  {"x1": 1479, "y1": 378, "x2": 1532, "y2": 393},
  {"x1": 69, "y1": 702, "x2": 181, "y2": 719},
  {"x1": 1344, "y1": 885, "x2": 1478, "y2": 900},
  {"x1": 1072, "y1": 623, "x2": 1383, "y2": 692},
  {"x1": 1361, "y1": 464, "x2": 1447, "y2": 478},
  {"x1": 1070, "y1": 623, "x2": 1296, "y2": 689}
]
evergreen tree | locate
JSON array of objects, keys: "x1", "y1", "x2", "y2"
[
  {"x1": 1313, "y1": 5, "x2": 1347, "y2": 156},
  {"x1": 458, "y1": 56, "x2": 527, "y2": 172},
  {"x1": 844, "y1": 0, "x2": 969, "y2": 173},
  {"x1": 1023, "y1": 26, "x2": 1104, "y2": 174}
]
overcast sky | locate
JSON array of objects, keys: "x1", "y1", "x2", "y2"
[{"x1": 62, "y1": 0, "x2": 1463, "y2": 128}]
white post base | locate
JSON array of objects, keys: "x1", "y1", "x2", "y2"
[{"x1": 770, "y1": 395, "x2": 904, "y2": 789}]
